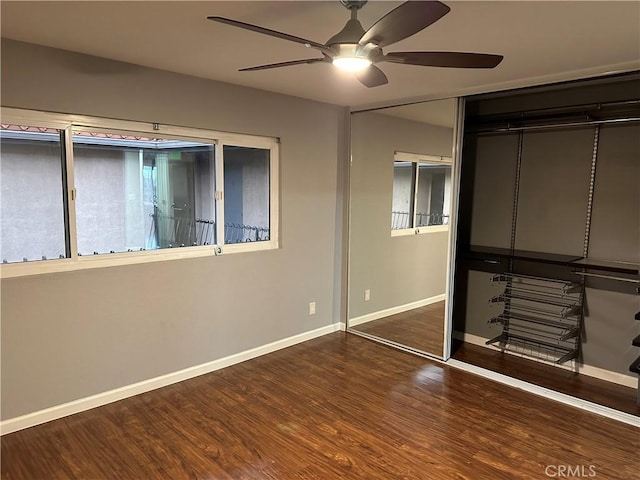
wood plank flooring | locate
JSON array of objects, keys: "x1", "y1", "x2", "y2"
[
  {"x1": 352, "y1": 301, "x2": 445, "y2": 356},
  {"x1": 453, "y1": 341, "x2": 640, "y2": 417},
  {"x1": 2, "y1": 332, "x2": 639, "y2": 479}
]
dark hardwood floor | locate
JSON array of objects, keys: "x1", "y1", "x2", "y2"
[
  {"x1": 452, "y1": 341, "x2": 640, "y2": 417},
  {"x1": 352, "y1": 301, "x2": 445, "y2": 356},
  {"x1": 2, "y1": 332, "x2": 639, "y2": 479}
]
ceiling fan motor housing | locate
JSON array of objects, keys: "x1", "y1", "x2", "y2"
[
  {"x1": 340, "y1": 0, "x2": 368, "y2": 11},
  {"x1": 326, "y1": 19, "x2": 366, "y2": 46},
  {"x1": 327, "y1": 7, "x2": 380, "y2": 62}
]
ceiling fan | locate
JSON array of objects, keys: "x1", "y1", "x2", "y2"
[{"x1": 207, "y1": 0, "x2": 503, "y2": 88}]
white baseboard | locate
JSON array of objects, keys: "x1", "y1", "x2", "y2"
[
  {"x1": 454, "y1": 331, "x2": 639, "y2": 389},
  {"x1": 0, "y1": 323, "x2": 342, "y2": 436},
  {"x1": 348, "y1": 294, "x2": 446, "y2": 327},
  {"x1": 447, "y1": 359, "x2": 640, "y2": 428}
]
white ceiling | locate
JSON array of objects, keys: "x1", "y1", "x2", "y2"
[{"x1": 1, "y1": 1, "x2": 639, "y2": 109}]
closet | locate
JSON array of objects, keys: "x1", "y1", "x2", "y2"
[{"x1": 452, "y1": 72, "x2": 640, "y2": 414}]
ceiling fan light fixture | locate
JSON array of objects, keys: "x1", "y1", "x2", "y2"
[{"x1": 333, "y1": 56, "x2": 372, "y2": 72}]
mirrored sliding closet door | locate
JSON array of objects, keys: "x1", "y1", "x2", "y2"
[{"x1": 347, "y1": 98, "x2": 459, "y2": 358}]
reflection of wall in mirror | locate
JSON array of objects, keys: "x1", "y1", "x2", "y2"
[{"x1": 349, "y1": 110, "x2": 454, "y2": 320}]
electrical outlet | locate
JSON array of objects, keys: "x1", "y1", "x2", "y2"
[
  {"x1": 364, "y1": 289, "x2": 371, "y2": 302},
  {"x1": 309, "y1": 302, "x2": 316, "y2": 315}
]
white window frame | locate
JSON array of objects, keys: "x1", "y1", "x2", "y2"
[
  {"x1": 0, "y1": 107, "x2": 279, "y2": 278},
  {"x1": 218, "y1": 139, "x2": 279, "y2": 255},
  {"x1": 391, "y1": 151, "x2": 452, "y2": 237}
]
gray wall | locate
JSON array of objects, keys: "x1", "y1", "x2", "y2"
[
  {"x1": 461, "y1": 121, "x2": 640, "y2": 377},
  {"x1": 516, "y1": 128, "x2": 594, "y2": 255},
  {"x1": 469, "y1": 133, "x2": 519, "y2": 248},
  {"x1": 588, "y1": 124, "x2": 640, "y2": 263},
  {"x1": 349, "y1": 111, "x2": 454, "y2": 319},
  {"x1": 0, "y1": 39, "x2": 349, "y2": 419}
]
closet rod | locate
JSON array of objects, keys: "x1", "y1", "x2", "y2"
[
  {"x1": 471, "y1": 99, "x2": 640, "y2": 121},
  {"x1": 470, "y1": 116, "x2": 640, "y2": 134}
]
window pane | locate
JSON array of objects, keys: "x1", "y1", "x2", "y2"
[
  {"x1": 223, "y1": 145, "x2": 270, "y2": 244},
  {"x1": 73, "y1": 131, "x2": 215, "y2": 255},
  {"x1": 416, "y1": 163, "x2": 451, "y2": 227},
  {"x1": 391, "y1": 162, "x2": 415, "y2": 229},
  {"x1": 1, "y1": 125, "x2": 67, "y2": 263}
]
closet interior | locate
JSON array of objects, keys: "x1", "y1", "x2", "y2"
[{"x1": 452, "y1": 72, "x2": 640, "y2": 415}]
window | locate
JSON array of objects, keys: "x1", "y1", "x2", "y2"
[
  {"x1": 1, "y1": 124, "x2": 68, "y2": 263},
  {"x1": 72, "y1": 130, "x2": 216, "y2": 255},
  {"x1": 391, "y1": 152, "x2": 452, "y2": 233},
  {"x1": 223, "y1": 146, "x2": 270, "y2": 244},
  {"x1": 0, "y1": 108, "x2": 279, "y2": 276}
]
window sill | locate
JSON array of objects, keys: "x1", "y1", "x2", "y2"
[
  {"x1": 0, "y1": 241, "x2": 278, "y2": 279},
  {"x1": 391, "y1": 225, "x2": 449, "y2": 237}
]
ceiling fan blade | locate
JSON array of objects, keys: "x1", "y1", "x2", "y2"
[
  {"x1": 355, "y1": 65, "x2": 388, "y2": 88},
  {"x1": 239, "y1": 58, "x2": 327, "y2": 72},
  {"x1": 384, "y1": 51, "x2": 504, "y2": 68},
  {"x1": 207, "y1": 16, "x2": 333, "y2": 55},
  {"x1": 359, "y1": 1, "x2": 450, "y2": 48}
]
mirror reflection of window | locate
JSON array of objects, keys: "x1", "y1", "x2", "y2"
[
  {"x1": 391, "y1": 162, "x2": 415, "y2": 229},
  {"x1": 416, "y1": 163, "x2": 451, "y2": 227},
  {"x1": 391, "y1": 155, "x2": 452, "y2": 230}
]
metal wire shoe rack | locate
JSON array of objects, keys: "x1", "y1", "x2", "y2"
[{"x1": 486, "y1": 273, "x2": 583, "y2": 365}]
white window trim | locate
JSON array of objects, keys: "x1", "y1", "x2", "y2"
[
  {"x1": 394, "y1": 151, "x2": 453, "y2": 165},
  {"x1": 391, "y1": 150, "x2": 452, "y2": 236},
  {"x1": 391, "y1": 225, "x2": 449, "y2": 237},
  {"x1": 0, "y1": 107, "x2": 280, "y2": 278},
  {"x1": 217, "y1": 140, "x2": 279, "y2": 252},
  {"x1": 64, "y1": 125, "x2": 79, "y2": 260}
]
